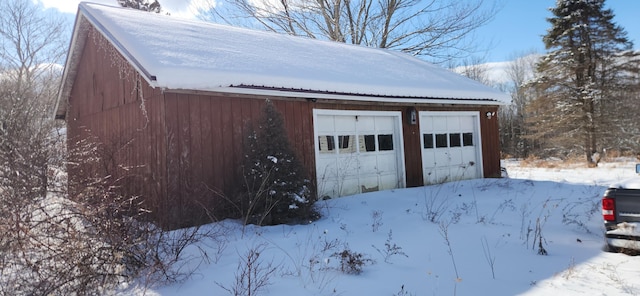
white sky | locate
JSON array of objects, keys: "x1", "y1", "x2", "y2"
[{"x1": 36, "y1": 0, "x2": 210, "y2": 18}]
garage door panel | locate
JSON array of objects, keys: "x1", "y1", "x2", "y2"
[
  {"x1": 432, "y1": 116, "x2": 447, "y2": 131},
  {"x1": 447, "y1": 116, "x2": 461, "y2": 130},
  {"x1": 335, "y1": 116, "x2": 356, "y2": 132},
  {"x1": 434, "y1": 150, "x2": 449, "y2": 165},
  {"x1": 375, "y1": 116, "x2": 395, "y2": 132},
  {"x1": 316, "y1": 116, "x2": 335, "y2": 133},
  {"x1": 377, "y1": 154, "x2": 397, "y2": 172},
  {"x1": 314, "y1": 110, "x2": 404, "y2": 198},
  {"x1": 449, "y1": 151, "x2": 463, "y2": 166},
  {"x1": 420, "y1": 112, "x2": 482, "y2": 185},
  {"x1": 434, "y1": 168, "x2": 450, "y2": 183},
  {"x1": 340, "y1": 179, "x2": 360, "y2": 196},
  {"x1": 360, "y1": 176, "x2": 379, "y2": 193},
  {"x1": 459, "y1": 116, "x2": 474, "y2": 131},
  {"x1": 462, "y1": 148, "x2": 477, "y2": 164},
  {"x1": 337, "y1": 156, "x2": 360, "y2": 176},
  {"x1": 357, "y1": 116, "x2": 376, "y2": 131},
  {"x1": 316, "y1": 158, "x2": 337, "y2": 179},
  {"x1": 379, "y1": 174, "x2": 397, "y2": 190}
]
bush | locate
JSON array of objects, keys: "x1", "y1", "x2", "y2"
[
  {"x1": 0, "y1": 131, "x2": 215, "y2": 295},
  {"x1": 331, "y1": 248, "x2": 375, "y2": 275},
  {"x1": 238, "y1": 100, "x2": 319, "y2": 225}
]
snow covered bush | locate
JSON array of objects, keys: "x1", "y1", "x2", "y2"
[
  {"x1": 0, "y1": 130, "x2": 216, "y2": 294},
  {"x1": 237, "y1": 99, "x2": 319, "y2": 225}
]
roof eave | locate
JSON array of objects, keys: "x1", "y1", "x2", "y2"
[
  {"x1": 53, "y1": 7, "x2": 86, "y2": 120},
  {"x1": 165, "y1": 86, "x2": 507, "y2": 106}
]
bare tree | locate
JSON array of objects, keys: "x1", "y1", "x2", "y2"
[
  {"x1": 0, "y1": 0, "x2": 67, "y2": 199},
  {"x1": 451, "y1": 55, "x2": 492, "y2": 85},
  {"x1": 0, "y1": 1, "x2": 219, "y2": 294},
  {"x1": 500, "y1": 51, "x2": 538, "y2": 158},
  {"x1": 198, "y1": 0, "x2": 499, "y2": 63}
]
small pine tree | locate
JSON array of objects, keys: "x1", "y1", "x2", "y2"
[{"x1": 240, "y1": 100, "x2": 319, "y2": 225}]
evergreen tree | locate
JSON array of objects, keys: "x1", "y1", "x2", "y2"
[
  {"x1": 117, "y1": 0, "x2": 162, "y2": 13},
  {"x1": 239, "y1": 100, "x2": 319, "y2": 225},
  {"x1": 529, "y1": 0, "x2": 640, "y2": 164}
]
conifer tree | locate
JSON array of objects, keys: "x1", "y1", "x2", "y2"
[
  {"x1": 240, "y1": 100, "x2": 319, "y2": 225},
  {"x1": 529, "y1": 0, "x2": 640, "y2": 164}
]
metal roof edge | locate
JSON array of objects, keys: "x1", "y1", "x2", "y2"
[{"x1": 164, "y1": 86, "x2": 506, "y2": 106}]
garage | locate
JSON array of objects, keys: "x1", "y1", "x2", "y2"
[
  {"x1": 420, "y1": 111, "x2": 483, "y2": 185},
  {"x1": 314, "y1": 109, "x2": 405, "y2": 198}
]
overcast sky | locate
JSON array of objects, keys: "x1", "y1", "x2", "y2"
[{"x1": 38, "y1": 0, "x2": 640, "y2": 63}]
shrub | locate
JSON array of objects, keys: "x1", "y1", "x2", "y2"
[
  {"x1": 238, "y1": 100, "x2": 320, "y2": 225},
  {"x1": 331, "y1": 247, "x2": 375, "y2": 275}
]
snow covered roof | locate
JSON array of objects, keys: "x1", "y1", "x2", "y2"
[{"x1": 55, "y1": 2, "x2": 510, "y2": 119}]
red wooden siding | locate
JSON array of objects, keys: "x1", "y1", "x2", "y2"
[{"x1": 67, "y1": 27, "x2": 170, "y2": 225}]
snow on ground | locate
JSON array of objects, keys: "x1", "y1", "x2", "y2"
[{"x1": 147, "y1": 160, "x2": 640, "y2": 295}]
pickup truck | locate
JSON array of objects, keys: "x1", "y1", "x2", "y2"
[{"x1": 603, "y1": 164, "x2": 640, "y2": 252}]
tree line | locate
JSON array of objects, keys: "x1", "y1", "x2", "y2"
[
  {"x1": 459, "y1": 0, "x2": 640, "y2": 165},
  {"x1": 530, "y1": 0, "x2": 640, "y2": 165}
]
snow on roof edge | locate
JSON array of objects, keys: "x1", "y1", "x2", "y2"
[{"x1": 56, "y1": 2, "x2": 511, "y2": 118}]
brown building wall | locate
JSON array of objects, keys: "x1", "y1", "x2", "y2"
[{"x1": 66, "y1": 27, "x2": 171, "y2": 225}]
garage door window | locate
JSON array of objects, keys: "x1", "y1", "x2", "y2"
[
  {"x1": 359, "y1": 135, "x2": 376, "y2": 152},
  {"x1": 449, "y1": 133, "x2": 461, "y2": 147},
  {"x1": 423, "y1": 134, "x2": 434, "y2": 149},
  {"x1": 318, "y1": 135, "x2": 335, "y2": 153},
  {"x1": 378, "y1": 134, "x2": 394, "y2": 151},
  {"x1": 338, "y1": 135, "x2": 356, "y2": 153},
  {"x1": 463, "y1": 132, "x2": 474, "y2": 146},
  {"x1": 435, "y1": 134, "x2": 448, "y2": 148}
]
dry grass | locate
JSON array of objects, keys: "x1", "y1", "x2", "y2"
[
  {"x1": 511, "y1": 149, "x2": 638, "y2": 169},
  {"x1": 519, "y1": 155, "x2": 588, "y2": 168}
]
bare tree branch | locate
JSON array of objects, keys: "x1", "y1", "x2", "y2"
[{"x1": 199, "y1": 0, "x2": 499, "y2": 63}]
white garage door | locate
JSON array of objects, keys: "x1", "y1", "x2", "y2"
[
  {"x1": 420, "y1": 111, "x2": 483, "y2": 185},
  {"x1": 314, "y1": 110, "x2": 405, "y2": 198}
]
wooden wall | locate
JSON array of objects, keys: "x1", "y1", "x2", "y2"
[{"x1": 66, "y1": 26, "x2": 170, "y2": 226}]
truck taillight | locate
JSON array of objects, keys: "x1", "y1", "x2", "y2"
[{"x1": 602, "y1": 197, "x2": 615, "y2": 221}]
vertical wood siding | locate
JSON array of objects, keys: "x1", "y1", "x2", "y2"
[{"x1": 67, "y1": 27, "x2": 170, "y2": 226}]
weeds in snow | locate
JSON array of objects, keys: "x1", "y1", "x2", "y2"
[
  {"x1": 372, "y1": 229, "x2": 409, "y2": 263},
  {"x1": 439, "y1": 218, "x2": 462, "y2": 295},
  {"x1": 393, "y1": 284, "x2": 416, "y2": 296},
  {"x1": 371, "y1": 210, "x2": 384, "y2": 232},
  {"x1": 481, "y1": 236, "x2": 497, "y2": 279},
  {"x1": 423, "y1": 184, "x2": 450, "y2": 223},
  {"x1": 331, "y1": 246, "x2": 375, "y2": 275},
  {"x1": 217, "y1": 243, "x2": 278, "y2": 296},
  {"x1": 561, "y1": 188, "x2": 601, "y2": 234}
]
